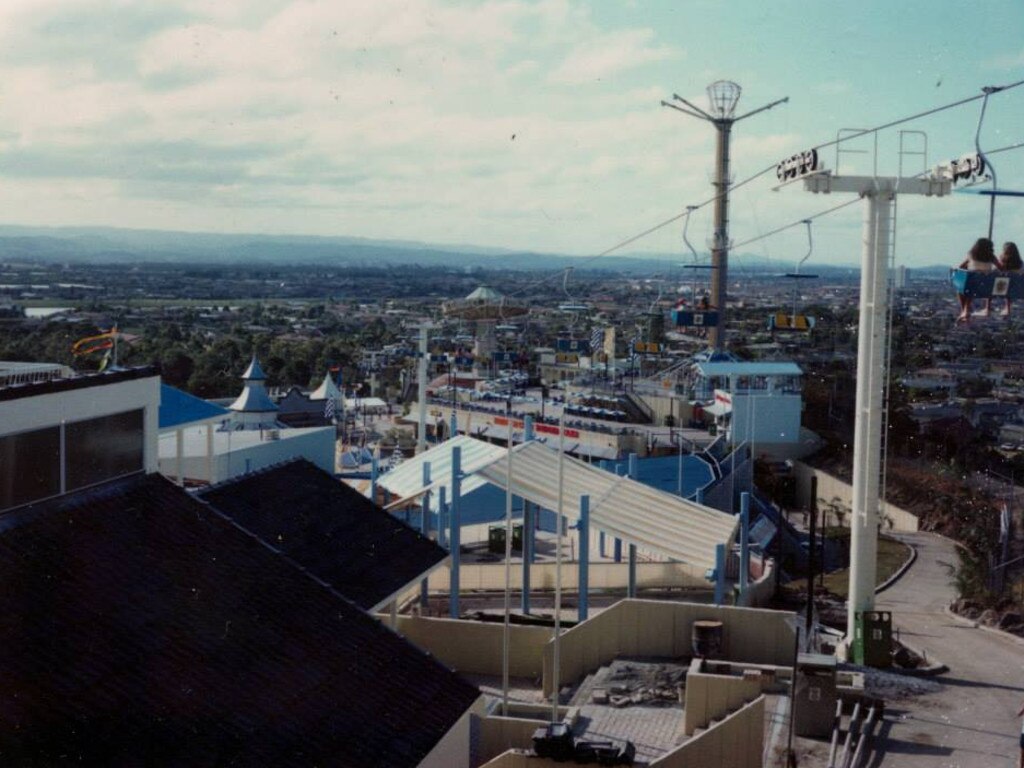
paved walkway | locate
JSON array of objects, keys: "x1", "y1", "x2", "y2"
[{"x1": 874, "y1": 532, "x2": 1024, "y2": 768}]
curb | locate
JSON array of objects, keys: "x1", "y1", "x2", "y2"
[
  {"x1": 874, "y1": 536, "x2": 918, "y2": 595},
  {"x1": 942, "y1": 603, "x2": 1024, "y2": 649}
]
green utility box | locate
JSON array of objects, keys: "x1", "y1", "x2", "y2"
[
  {"x1": 488, "y1": 524, "x2": 524, "y2": 554},
  {"x1": 853, "y1": 611, "x2": 892, "y2": 668}
]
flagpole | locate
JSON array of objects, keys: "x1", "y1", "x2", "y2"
[
  {"x1": 501, "y1": 397, "x2": 514, "y2": 715},
  {"x1": 552, "y1": 408, "x2": 565, "y2": 723}
]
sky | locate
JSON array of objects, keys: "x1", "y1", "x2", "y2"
[{"x1": 0, "y1": 0, "x2": 1022, "y2": 268}]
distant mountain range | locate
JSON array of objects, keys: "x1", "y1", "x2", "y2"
[{"x1": 0, "y1": 224, "x2": 954, "y2": 277}]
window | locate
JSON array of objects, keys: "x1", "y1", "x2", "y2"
[
  {"x1": 65, "y1": 409, "x2": 144, "y2": 492},
  {"x1": 0, "y1": 426, "x2": 61, "y2": 512}
]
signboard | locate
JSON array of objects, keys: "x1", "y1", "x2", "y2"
[
  {"x1": 632, "y1": 341, "x2": 662, "y2": 354},
  {"x1": 492, "y1": 351, "x2": 520, "y2": 364},
  {"x1": 454, "y1": 355, "x2": 474, "y2": 367},
  {"x1": 775, "y1": 149, "x2": 821, "y2": 182},
  {"x1": 534, "y1": 422, "x2": 580, "y2": 439},
  {"x1": 555, "y1": 353, "x2": 579, "y2": 365}
]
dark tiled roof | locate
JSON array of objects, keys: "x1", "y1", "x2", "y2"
[
  {"x1": 0, "y1": 365, "x2": 158, "y2": 402},
  {"x1": 199, "y1": 459, "x2": 449, "y2": 611},
  {"x1": 0, "y1": 473, "x2": 479, "y2": 767}
]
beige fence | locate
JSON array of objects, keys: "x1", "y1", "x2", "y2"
[
  {"x1": 391, "y1": 615, "x2": 550, "y2": 678},
  {"x1": 542, "y1": 600, "x2": 797, "y2": 697},
  {"x1": 424, "y1": 559, "x2": 709, "y2": 593},
  {"x1": 653, "y1": 695, "x2": 765, "y2": 768},
  {"x1": 792, "y1": 461, "x2": 919, "y2": 532}
]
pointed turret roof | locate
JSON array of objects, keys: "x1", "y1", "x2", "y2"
[
  {"x1": 229, "y1": 354, "x2": 278, "y2": 413},
  {"x1": 241, "y1": 354, "x2": 267, "y2": 381},
  {"x1": 465, "y1": 285, "x2": 503, "y2": 302},
  {"x1": 310, "y1": 371, "x2": 342, "y2": 401}
]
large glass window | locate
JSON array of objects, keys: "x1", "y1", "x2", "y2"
[
  {"x1": 0, "y1": 426, "x2": 61, "y2": 512},
  {"x1": 65, "y1": 409, "x2": 144, "y2": 492}
]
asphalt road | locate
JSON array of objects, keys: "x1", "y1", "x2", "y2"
[{"x1": 873, "y1": 532, "x2": 1024, "y2": 768}]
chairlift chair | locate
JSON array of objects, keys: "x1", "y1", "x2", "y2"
[
  {"x1": 768, "y1": 220, "x2": 818, "y2": 333},
  {"x1": 671, "y1": 206, "x2": 720, "y2": 329}
]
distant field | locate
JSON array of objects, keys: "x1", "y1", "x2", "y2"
[{"x1": 19, "y1": 297, "x2": 323, "y2": 309}]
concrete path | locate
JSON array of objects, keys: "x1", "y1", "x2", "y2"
[{"x1": 873, "y1": 532, "x2": 1024, "y2": 768}]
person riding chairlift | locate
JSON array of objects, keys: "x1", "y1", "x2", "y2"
[
  {"x1": 997, "y1": 241, "x2": 1023, "y2": 317},
  {"x1": 956, "y1": 237, "x2": 998, "y2": 322}
]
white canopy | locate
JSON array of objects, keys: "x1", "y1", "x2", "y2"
[{"x1": 379, "y1": 436, "x2": 736, "y2": 571}]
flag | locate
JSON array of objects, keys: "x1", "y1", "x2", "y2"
[
  {"x1": 590, "y1": 326, "x2": 603, "y2": 353},
  {"x1": 72, "y1": 327, "x2": 117, "y2": 356},
  {"x1": 324, "y1": 397, "x2": 336, "y2": 421}
]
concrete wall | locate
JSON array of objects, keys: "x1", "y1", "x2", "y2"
[
  {"x1": 418, "y1": 696, "x2": 487, "y2": 768},
  {"x1": 477, "y1": 705, "x2": 575, "y2": 765},
  {"x1": 792, "y1": 461, "x2": 919, "y2": 532},
  {"x1": 683, "y1": 659, "x2": 765, "y2": 735},
  {"x1": 392, "y1": 615, "x2": 550, "y2": 678},
  {"x1": 424, "y1": 560, "x2": 709, "y2": 594},
  {"x1": 736, "y1": 559, "x2": 776, "y2": 609},
  {"x1": 542, "y1": 600, "x2": 797, "y2": 697},
  {"x1": 653, "y1": 696, "x2": 765, "y2": 768}
]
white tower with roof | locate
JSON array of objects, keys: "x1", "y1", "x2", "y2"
[{"x1": 228, "y1": 355, "x2": 280, "y2": 430}]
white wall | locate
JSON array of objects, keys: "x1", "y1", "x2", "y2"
[
  {"x1": 158, "y1": 426, "x2": 335, "y2": 484},
  {"x1": 0, "y1": 375, "x2": 160, "y2": 472},
  {"x1": 730, "y1": 393, "x2": 801, "y2": 445}
]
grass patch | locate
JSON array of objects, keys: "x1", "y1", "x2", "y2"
[{"x1": 783, "y1": 533, "x2": 911, "y2": 600}]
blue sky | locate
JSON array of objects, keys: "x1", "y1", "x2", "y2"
[{"x1": 0, "y1": 0, "x2": 1021, "y2": 267}]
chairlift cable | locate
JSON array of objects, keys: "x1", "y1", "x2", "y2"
[{"x1": 505, "y1": 81, "x2": 1024, "y2": 299}]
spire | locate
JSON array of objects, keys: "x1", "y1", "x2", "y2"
[{"x1": 241, "y1": 354, "x2": 267, "y2": 381}]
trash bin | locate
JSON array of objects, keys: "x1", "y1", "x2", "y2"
[
  {"x1": 487, "y1": 524, "x2": 524, "y2": 554},
  {"x1": 853, "y1": 610, "x2": 892, "y2": 668},
  {"x1": 794, "y1": 653, "x2": 838, "y2": 738}
]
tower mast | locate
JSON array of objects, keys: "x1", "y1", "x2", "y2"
[{"x1": 662, "y1": 82, "x2": 788, "y2": 350}]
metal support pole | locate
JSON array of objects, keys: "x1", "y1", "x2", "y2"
[
  {"x1": 677, "y1": 434, "x2": 684, "y2": 497},
  {"x1": 714, "y1": 543, "x2": 726, "y2": 605},
  {"x1": 627, "y1": 453, "x2": 638, "y2": 597},
  {"x1": 524, "y1": 415, "x2": 534, "y2": 441},
  {"x1": 521, "y1": 500, "x2": 532, "y2": 615},
  {"x1": 806, "y1": 477, "x2": 818, "y2": 639},
  {"x1": 449, "y1": 446, "x2": 462, "y2": 619},
  {"x1": 450, "y1": 411, "x2": 458, "y2": 442},
  {"x1": 598, "y1": 460, "x2": 609, "y2": 557},
  {"x1": 740, "y1": 491, "x2": 750, "y2": 592},
  {"x1": 370, "y1": 454, "x2": 379, "y2": 503},
  {"x1": 438, "y1": 486, "x2": 448, "y2": 549},
  {"x1": 847, "y1": 192, "x2": 890, "y2": 639},
  {"x1": 578, "y1": 495, "x2": 590, "y2": 621},
  {"x1": 417, "y1": 324, "x2": 429, "y2": 454},
  {"x1": 420, "y1": 461, "x2": 432, "y2": 608}
]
